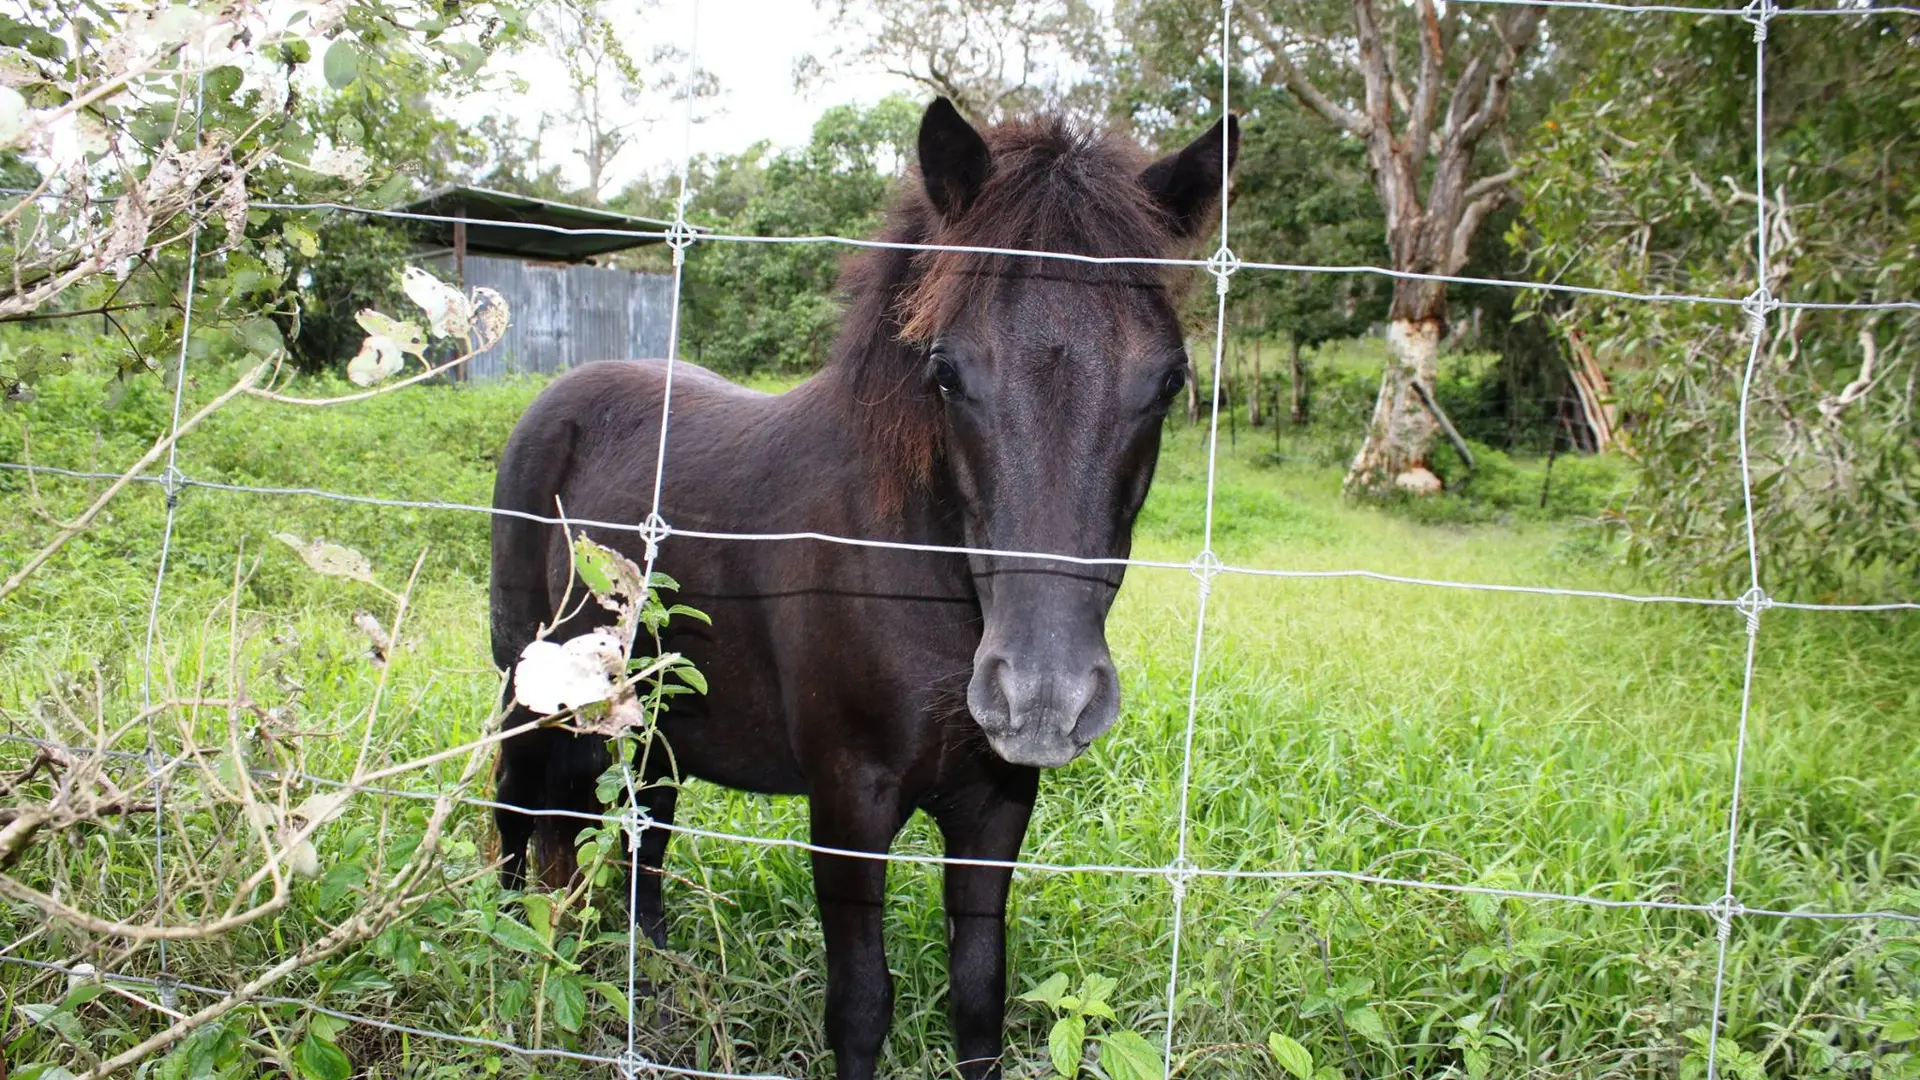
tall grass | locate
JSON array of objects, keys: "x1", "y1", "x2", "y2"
[{"x1": 1, "y1": 365, "x2": 1915, "y2": 1079}]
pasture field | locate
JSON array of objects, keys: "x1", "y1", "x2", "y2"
[{"x1": 2, "y1": 362, "x2": 1917, "y2": 1080}]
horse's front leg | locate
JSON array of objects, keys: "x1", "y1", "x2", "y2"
[
  {"x1": 810, "y1": 766, "x2": 909, "y2": 1080},
  {"x1": 931, "y1": 769, "x2": 1038, "y2": 1080}
]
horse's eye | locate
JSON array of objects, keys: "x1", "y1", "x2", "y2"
[
  {"x1": 1160, "y1": 365, "x2": 1187, "y2": 402},
  {"x1": 931, "y1": 356, "x2": 962, "y2": 397}
]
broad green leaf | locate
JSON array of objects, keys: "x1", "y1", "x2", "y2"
[
  {"x1": 1465, "y1": 1045, "x2": 1491, "y2": 1080},
  {"x1": 1019, "y1": 972, "x2": 1071, "y2": 1008},
  {"x1": 489, "y1": 915, "x2": 565, "y2": 962},
  {"x1": 282, "y1": 222, "x2": 319, "y2": 258},
  {"x1": 675, "y1": 665, "x2": 709, "y2": 695},
  {"x1": 1079, "y1": 973, "x2": 1117, "y2": 1011},
  {"x1": 1096, "y1": 1030, "x2": 1163, "y2": 1080},
  {"x1": 239, "y1": 317, "x2": 283, "y2": 358},
  {"x1": 295, "y1": 1033, "x2": 351, "y2": 1080},
  {"x1": 546, "y1": 975, "x2": 587, "y2": 1032},
  {"x1": 520, "y1": 892, "x2": 554, "y2": 947},
  {"x1": 589, "y1": 981, "x2": 632, "y2": 1021},
  {"x1": 1345, "y1": 1004, "x2": 1390, "y2": 1046},
  {"x1": 322, "y1": 39, "x2": 360, "y2": 89},
  {"x1": 1268, "y1": 1033, "x2": 1313, "y2": 1080},
  {"x1": 1049, "y1": 1014, "x2": 1084, "y2": 1078},
  {"x1": 308, "y1": 1013, "x2": 348, "y2": 1042}
]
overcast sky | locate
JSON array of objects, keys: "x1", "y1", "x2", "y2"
[{"x1": 448, "y1": 0, "x2": 920, "y2": 194}]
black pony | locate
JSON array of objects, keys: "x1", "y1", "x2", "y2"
[{"x1": 489, "y1": 98, "x2": 1237, "y2": 1080}]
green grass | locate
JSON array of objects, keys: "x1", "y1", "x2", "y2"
[{"x1": 1, "y1": 364, "x2": 1916, "y2": 1080}]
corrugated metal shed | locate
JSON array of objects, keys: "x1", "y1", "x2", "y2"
[{"x1": 421, "y1": 252, "x2": 675, "y2": 379}]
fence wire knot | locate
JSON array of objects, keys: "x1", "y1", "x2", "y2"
[
  {"x1": 624, "y1": 805, "x2": 654, "y2": 853},
  {"x1": 664, "y1": 212, "x2": 698, "y2": 267},
  {"x1": 1205, "y1": 246, "x2": 1240, "y2": 295},
  {"x1": 160, "y1": 465, "x2": 188, "y2": 509},
  {"x1": 154, "y1": 972, "x2": 179, "y2": 1012},
  {"x1": 1739, "y1": 288, "x2": 1776, "y2": 340},
  {"x1": 1189, "y1": 549, "x2": 1224, "y2": 599},
  {"x1": 615, "y1": 1049, "x2": 651, "y2": 1080},
  {"x1": 1734, "y1": 586, "x2": 1772, "y2": 636},
  {"x1": 1711, "y1": 894, "x2": 1746, "y2": 941},
  {"x1": 1741, "y1": 0, "x2": 1776, "y2": 41},
  {"x1": 1167, "y1": 857, "x2": 1197, "y2": 904},
  {"x1": 637, "y1": 512, "x2": 671, "y2": 564}
]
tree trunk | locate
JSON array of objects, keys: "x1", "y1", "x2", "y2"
[
  {"x1": 1289, "y1": 337, "x2": 1308, "y2": 425},
  {"x1": 1345, "y1": 308, "x2": 1445, "y2": 496}
]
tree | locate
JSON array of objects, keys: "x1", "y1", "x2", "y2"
[
  {"x1": 810, "y1": 0, "x2": 1112, "y2": 123},
  {"x1": 1130, "y1": 0, "x2": 1547, "y2": 495},
  {"x1": 1520, "y1": 10, "x2": 1920, "y2": 601}
]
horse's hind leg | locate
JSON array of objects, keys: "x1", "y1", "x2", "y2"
[{"x1": 494, "y1": 708, "x2": 544, "y2": 891}]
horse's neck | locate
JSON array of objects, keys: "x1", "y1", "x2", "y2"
[{"x1": 772, "y1": 365, "x2": 959, "y2": 546}]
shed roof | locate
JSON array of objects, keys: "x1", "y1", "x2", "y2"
[{"x1": 390, "y1": 185, "x2": 706, "y2": 262}]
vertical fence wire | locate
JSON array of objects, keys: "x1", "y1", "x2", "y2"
[
  {"x1": 1704, "y1": 2, "x2": 1777, "y2": 1076},
  {"x1": 618, "y1": 1, "x2": 704, "y2": 1075},
  {"x1": 134, "y1": 67, "x2": 209, "y2": 1000},
  {"x1": 1160, "y1": 2, "x2": 1237, "y2": 1074}
]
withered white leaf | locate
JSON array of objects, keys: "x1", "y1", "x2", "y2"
[
  {"x1": 514, "y1": 631, "x2": 626, "y2": 714},
  {"x1": 273, "y1": 532, "x2": 376, "y2": 585}
]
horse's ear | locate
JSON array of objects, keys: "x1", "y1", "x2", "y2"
[
  {"x1": 1141, "y1": 114, "x2": 1241, "y2": 240},
  {"x1": 918, "y1": 97, "x2": 991, "y2": 221}
]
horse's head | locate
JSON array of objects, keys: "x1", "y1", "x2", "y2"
[{"x1": 905, "y1": 98, "x2": 1238, "y2": 768}]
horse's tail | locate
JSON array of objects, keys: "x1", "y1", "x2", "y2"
[
  {"x1": 490, "y1": 401, "x2": 575, "y2": 673},
  {"x1": 489, "y1": 396, "x2": 590, "y2": 892}
]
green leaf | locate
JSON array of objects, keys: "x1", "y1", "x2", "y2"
[
  {"x1": 589, "y1": 981, "x2": 632, "y2": 1022},
  {"x1": 1096, "y1": 1030, "x2": 1164, "y2": 1080},
  {"x1": 1345, "y1": 1004, "x2": 1390, "y2": 1047},
  {"x1": 239, "y1": 316, "x2": 283, "y2": 358},
  {"x1": 282, "y1": 223, "x2": 319, "y2": 258},
  {"x1": 295, "y1": 1033, "x2": 351, "y2": 1080},
  {"x1": 1049, "y1": 1014, "x2": 1085, "y2": 1078},
  {"x1": 546, "y1": 974, "x2": 587, "y2": 1032},
  {"x1": 520, "y1": 892, "x2": 554, "y2": 947},
  {"x1": 665, "y1": 603, "x2": 712, "y2": 625},
  {"x1": 490, "y1": 916, "x2": 565, "y2": 962},
  {"x1": 1268, "y1": 1033, "x2": 1313, "y2": 1080},
  {"x1": 1020, "y1": 972, "x2": 1071, "y2": 1009},
  {"x1": 675, "y1": 665, "x2": 708, "y2": 695},
  {"x1": 1079, "y1": 973, "x2": 1117, "y2": 1011},
  {"x1": 574, "y1": 545, "x2": 613, "y2": 596},
  {"x1": 322, "y1": 38, "x2": 360, "y2": 89},
  {"x1": 1465, "y1": 1045, "x2": 1491, "y2": 1080}
]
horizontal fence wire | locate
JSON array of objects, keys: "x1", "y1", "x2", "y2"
[
  {"x1": 2, "y1": 729, "x2": 1915, "y2": 927},
  {"x1": 245, "y1": 200, "x2": 1920, "y2": 313},
  {"x1": 2, "y1": 463, "x2": 1916, "y2": 613},
  {"x1": 0, "y1": 955, "x2": 795, "y2": 1080}
]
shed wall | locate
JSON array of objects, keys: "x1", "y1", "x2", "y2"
[{"x1": 421, "y1": 253, "x2": 675, "y2": 381}]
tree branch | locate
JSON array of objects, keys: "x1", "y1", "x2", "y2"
[
  {"x1": 1449, "y1": 184, "x2": 1514, "y2": 274},
  {"x1": 1250, "y1": 22, "x2": 1368, "y2": 137},
  {"x1": 1406, "y1": 0, "x2": 1447, "y2": 165},
  {"x1": 1461, "y1": 165, "x2": 1522, "y2": 206}
]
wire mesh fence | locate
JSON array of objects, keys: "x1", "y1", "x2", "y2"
[{"x1": 2, "y1": 0, "x2": 1918, "y2": 1078}]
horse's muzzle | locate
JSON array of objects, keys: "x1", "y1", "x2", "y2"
[{"x1": 966, "y1": 652, "x2": 1120, "y2": 768}]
